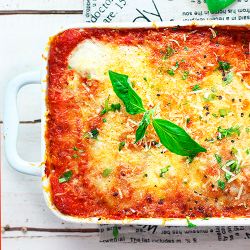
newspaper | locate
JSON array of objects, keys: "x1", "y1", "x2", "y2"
[
  {"x1": 83, "y1": 0, "x2": 250, "y2": 23},
  {"x1": 82, "y1": 0, "x2": 250, "y2": 244},
  {"x1": 99, "y1": 224, "x2": 250, "y2": 243}
]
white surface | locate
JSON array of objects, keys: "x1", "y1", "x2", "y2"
[{"x1": 1, "y1": 0, "x2": 250, "y2": 249}]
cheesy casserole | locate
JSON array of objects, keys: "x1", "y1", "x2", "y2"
[{"x1": 46, "y1": 26, "x2": 250, "y2": 220}]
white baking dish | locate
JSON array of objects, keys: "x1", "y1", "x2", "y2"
[{"x1": 3, "y1": 20, "x2": 250, "y2": 226}]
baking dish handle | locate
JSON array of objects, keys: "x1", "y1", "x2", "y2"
[{"x1": 3, "y1": 70, "x2": 42, "y2": 177}]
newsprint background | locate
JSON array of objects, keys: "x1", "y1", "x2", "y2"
[{"x1": 83, "y1": 0, "x2": 250, "y2": 244}]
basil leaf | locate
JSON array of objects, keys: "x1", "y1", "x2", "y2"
[
  {"x1": 215, "y1": 153, "x2": 222, "y2": 167},
  {"x1": 186, "y1": 216, "x2": 196, "y2": 227},
  {"x1": 222, "y1": 71, "x2": 233, "y2": 86},
  {"x1": 192, "y1": 85, "x2": 202, "y2": 91},
  {"x1": 202, "y1": 93, "x2": 216, "y2": 102},
  {"x1": 218, "y1": 180, "x2": 225, "y2": 190},
  {"x1": 113, "y1": 225, "x2": 118, "y2": 238},
  {"x1": 59, "y1": 171, "x2": 73, "y2": 183},
  {"x1": 206, "y1": 0, "x2": 236, "y2": 14},
  {"x1": 152, "y1": 119, "x2": 207, "y2": 156},
  {"x1": 119, "y1": 141, "x2": 125, "y2": 151},
  {"x1": 159, "y1": 165, "x2": 170, "y2": 177},
  {"x1": 219, "y1": 61, "x2": 230, "y2": 71},
  {"x1": 167, "y1": 46, "x2": 175, "y2": 56},
  {"x1": 109, "y1": 71, "x2": 145, "y2": 115},
  {"x1": 135, "y1": 106, "x2": 157, "y2": 143},
  {"x1": 91, "y1": 129, "x2": 99, "y2": 140},
  {"x1": 225, "y1": 172, "x2": 231, "y2": 182},
  {"x1": 102, "y1": 169, "x2": 112, "y2": 177},
  {"x1": 182, "y1": 71, "x2": 189, "y2": 80}
]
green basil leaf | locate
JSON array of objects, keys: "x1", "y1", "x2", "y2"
[
  {"x1": 91, "y1": 129, "x2": 99, "y2": 140},
  {"x1": 109, "y1": 70, "x2": 145, "y2": 115},
  {"x1": 113, "y1": 225, "x2": 118, "y2": 238},
  {"x1": 225, "y1": 172, "x2": 231, "y2": 182},
  {"x1": 59, "y1": 171, "x2": 73, "y2": 183},
  {"x1": 219, "y1": 61, "x2": 231, "y2": 71},
  {"x1": 206, "y1": 0, "x2": 236, "y2": 14},
  {"x1": 222, "y1": 71, "x2": 233, "y2": 86},
  {"x1": 159, "y1": 165, "x2": 170, "y2": 177},
  {"x1": 152, "y1": 119, "x2": 207, "y2": 156},
  {"x1": 119, "y1": 141, "x2": 125, "y2": 151},
  {"x1": 218, "y1": 180, "x2": 225, "y2": 190},
  {"x1": 186, "y1": 216, "x2": 196, "y2": 227},
  {"x1": 135, "y1": 106, "x2": 157, "y2": 143},
  {"x1": 202, "y1": 93, "x2": 216, "y2": 102},
  {"x1": 192, "y1": 85, "x2": 202, "y2": 91},
  {"x1": 182, "y1": 71, "x2": 189, "y2": 80},
  {"x1": 215, "y1": 153, "x2": 222, "y2": 167},
  {"x1": 102, "y1": 169, "x2": 112, "y2": 177}
]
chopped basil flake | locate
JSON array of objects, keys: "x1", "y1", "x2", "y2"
[
  {"x1": 218, "y1": 180, "x2": 225, "y2": 190},
  {"x1": 222, "y1": 71, "x2": 233, "y2": 87},
  {"x1": 202, "y1": 93, "x2": 216, "y2": 102},
  {"x1": 167, "y1": 69, "x2": 175, "y2": 76},
  {"x1": 219, "y1": 61, "x2": 230, "y2": 71},
  {"x1": 175, "y1": 61, "x2": 179, "y2": 69},
  {"x1": 143, "y1": 77, "x2": 147, "y2": 82},
  {"x1": 212, "y1": 113, "x2": 218, "y2": 118},
  {"x1": 217, "y1": 125, "x2": 240, "y2": 140},
  {"x1": 242, "y1": 39, "x2": 247, "y2": 45},
  {"x1": 211, "y1": 87, "x2": 218, "y2": 92},
  {"x1": 167, "y1": 46, "x2": 175, "y2": 56},
  {"x1": 91, "y1": 129, "x2": 99, "y2": 140},
  {"x1": 87, "y1": 74, "x2": 91, "y2": 79},
  {"x1": 67, "y1": 65, "x2": 72, "y2": 70},
  {"x1": 110, "y1": 103, "x2": 121, "y2": 112},
  {"x1": 131, "y1": 81, "x2": 136, "y2": 88},
  {"x1": 143, "y1": 174, "x2": 148, "y2": 178},
  {"x1": 151, "y1": 84, "x2": 155, "y2": 89},
  {"x1": 186, "y1": 118, "x2": 190, "y2": 125},
  {"x1": 184, "y1": 47, "x2": 189, "y2": 51},
  {"x1": 119, "y1": 140, "x2": 125, "y2": 151},
  {"x1": 102, "y1": 169, "x2": 112, "y2": 177},
  {"x1": 219, "y1": 109, "x2": 227, "y2": 117},
  {"x1": 215, "y1": 153, "x2": 222, "y2": 167},
  {"x1": 181, "y1": 59, "x2": 185, "y2": 62},
  {"x1": 247, "y1": 149, "x2": 249, "y2": 154},
  {"x1": 160, "y1": 196, "x2": 166, "y2": 200},
  {"x1": 192, "y1": 85, "x2": 202, "y2": 91},
  {"x1": 102, "y1": 118, "x2": 107, "y2": 123},
  {"x1": 113, "y1": 225, "x2": 118, "y2": 238},
  {"x1": 186, "y1": 216, "x2": 196, "y2": 227},
  {"x1": 182, "y1": 71, "x2": 189, "y2": 80},
  {"x1": 162, "y1": 54, "x2": 167, "y2": 61},
  {"x1": 73, "y1": 146, "x2": 78, "y2": 150},
  {"x1": 199, "y1": 115, "x2": 202, "y2": 121},
  {"x1": 232, "y1": 146, "x2": 238, "y2": 155},
  {"x1": 160, "y1": 165, "x2": 170, "y2": 177},
  {"x1": 202, "y1": 217, "x2": 209, "y2": 221},
  {"x1": 225, "y1": 172, "x2": 231, "y2": 182},
  {"x1": 188, "y1": 153, "x2": 198, "y2": 163},
  {"x1": 72, "y1": 154, "x2": 79, "y2": 159},
  {"x1": 183, "y1": 100, "x2": 188, "y2": 105},
  {"x1": 246, "y1": 127, "x2": 249, "y2": 134},
  {"x1": 79, "y1": 150, "x2": 84, "y2": 153},
  {"x1": 59, "y1": 171, "x2": 72, "y2": 183}
]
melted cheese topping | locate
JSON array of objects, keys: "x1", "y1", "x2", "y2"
[{"x1": 46, "y1": 27, "x2": 250, "y2": 219}]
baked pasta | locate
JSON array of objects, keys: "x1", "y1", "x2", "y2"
[{"x1": 46, "y1": 26, "x2": 250, "y2": 220}]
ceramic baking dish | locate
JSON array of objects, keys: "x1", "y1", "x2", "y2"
[{"x1": 3, "y1": 20, "x2": 250, "y2": 226}]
